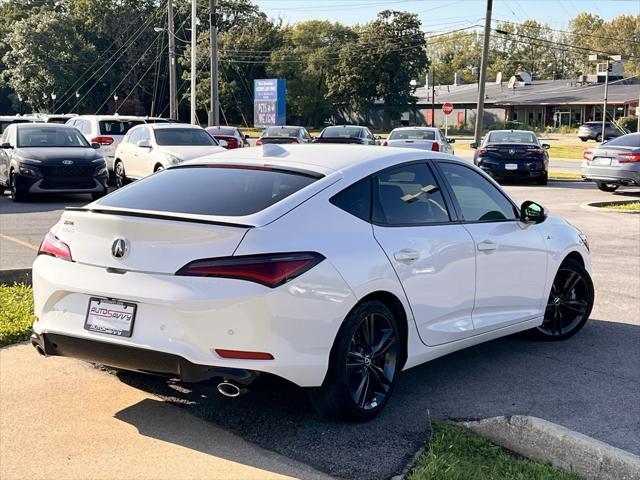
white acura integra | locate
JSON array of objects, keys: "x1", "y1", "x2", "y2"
[{"x1": 31, "y1": 144, "x2": 594, "y2": 421}]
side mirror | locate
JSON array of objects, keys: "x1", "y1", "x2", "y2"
[
  {"x1": 542, "y1": 143, "x2": 550, "y2": 149},
  {"x1": 91, "y1": 142, "x2": 101, "y2": 149},
  {"x1": 447, "y1": 138, "x2": 456, "y2": 144},
  {"x1": 520, "y1": 200, "x2": 547, "y2": 225},
  {"x1": 137, "y1": 140, "x2": 151, "y2": 148},
  {"x1": 0, "y1": 142, "x2": 13, "y2": 149},
  {"x1": 217, "y1": 139, "x2": 228, "y2": 148},
  {"x1": 470, "y1": 142, "x2": 478, "y2": 149}
]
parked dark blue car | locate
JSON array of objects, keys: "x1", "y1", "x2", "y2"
[{"x1": 471, "y1": 130, "x2": 550, "y2": 185}]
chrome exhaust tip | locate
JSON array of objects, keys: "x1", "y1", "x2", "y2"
[
  {"x1": 33, "y1": 343, "x2": 46, "y2": 357},
  {"x1": 217, "y1": 381, "x2": 242, "y2": 398}
]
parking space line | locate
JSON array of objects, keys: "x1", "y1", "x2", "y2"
[{"x1": 0, "y1": 233, "x2": 39, "y2": 251}]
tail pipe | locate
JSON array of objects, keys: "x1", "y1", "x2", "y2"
[
  {"x1": 217, "y1": 381, "x2": 246, "y2": 398},
  {"x1": 31, "y1": 333, "x2": 46, "y2": 357}
]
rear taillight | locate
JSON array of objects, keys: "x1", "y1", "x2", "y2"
[
  {"x1": 176, "y1": 252, "x2": 325, "y2": 288},
  {"x1": 91, "y1": 136, "x2": 114, "y2": 146},
  {"x1": 618, "y1": 152, "x2": 640, "y2": 163},
  {"x1": 382, "y1": 140, "x2": 388, "y2": 146},
  {"x1": 431, "y1": 142, "x2": 440, "y2": 152},
  {"x1": 255, "y1": 139, "x2": 262, "y2": 146},
  {"x1": 38, "y1": 232, "x2": 72, "y2": 261},
  {"x1": 583, "y1": 149, "x2": 594, "y2": 161}
]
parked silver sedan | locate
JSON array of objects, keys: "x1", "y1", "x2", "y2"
[
  {"x1": 383, "y1": 127, "x2": 454, "y2": 154},
  {"x1": 581, "y1": 133, "x2": 640, "y2": 192}
]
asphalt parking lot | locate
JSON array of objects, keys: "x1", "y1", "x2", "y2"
[{"x1": 1, "y1": 177, "x2": 639, "y2": 479}]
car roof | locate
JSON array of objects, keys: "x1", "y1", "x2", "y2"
[
  {"x1": 487, "y1": 129, "x2": 536, "y2": 134},
  {"x1": 391, "y1": 127, "x2": 437, "y2": 131},
  {"x1": 15, "y1": 122, "x2": 75, "y2": 129},
  {"x1": 72, "y1": 115, "x2": 144, "y2": 121},
  {"x1": 323, "y1": 125, "x2": 367, "y2": 129},
  {"x1": 137, "y1": 123, "x2": 203, "y2": 130},
  {"x1": 185, "y1": 144, "x2": 463, "y2": 178}
]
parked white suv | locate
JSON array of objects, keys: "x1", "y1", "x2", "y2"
[
  {"x1": 66, "y1": 115, "x2": 146, "y2": 178},
  {"x1": 113, "y1": 123, "x2": 226, "y2": 187}
]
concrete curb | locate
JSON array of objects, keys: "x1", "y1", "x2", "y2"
[
  {"x1": 0, "y1": 269, "x2": 32, "y2": 286},
  {"x1": 461, "y1": 416, "x2": 640, "y2": 480},
  {"x1": 581, "y1": 200, "x2": 640, "y2": 214}
]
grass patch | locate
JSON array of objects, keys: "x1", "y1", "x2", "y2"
[
  {"x1": 548, "y1": 171, "x2": 582, "y2": 181},
  {"x1": 454, "y1": 140, "x2": 587, "y2": 161},
  {"x1": 0, "y1": 284, "x2": 34, "y2": 347},
  {"x1": 601, "y1": 201, "x2": 640, "y2": 211},
  {"x1": 408, "y1": 422, "x2": 582, "y2": 480}
]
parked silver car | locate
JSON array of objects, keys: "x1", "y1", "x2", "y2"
[
  {"x1": 581, "y1": 133, "x2": 640, "y2": 192},
  {"x1": 383, "y1": 127, "x2": 454, "y2": 154},
  {"x1": 578, "y1": 122, "x2": 627, "y2": 142}
]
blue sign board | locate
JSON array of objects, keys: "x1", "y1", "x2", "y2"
[{"x1": 254, "y1": 79, "x2": 286, "y2": 127}]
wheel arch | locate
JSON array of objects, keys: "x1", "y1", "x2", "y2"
[
  {"x1": 154, "y1": 162, "x2": 164, "y2": 172},
  {"x1": 563, "y1": 250, "x2": 585, "y2": 268}
]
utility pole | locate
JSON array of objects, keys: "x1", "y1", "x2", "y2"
[
  {"x1": 601, "y1": 59, "x2": 610, "y2": 142},
  {"x1": 430, "y1": 65, "x2": 435, "y2": 127},
  {"x1": 209, "y1": 0, "x2": 220, "y2": 126},
  {"x1": 190, "y1": 0, "x2": 197, "y2": 124},
  {"x1": 474, "y1": 0, "x2": 492, "y2": 147},
  {"x1": 167, "y1": 0, "x2": 177, "y2": 120}
]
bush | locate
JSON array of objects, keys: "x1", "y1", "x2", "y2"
[{"x1": 615, "y1": 116, "x2": 637, "y2": 133}]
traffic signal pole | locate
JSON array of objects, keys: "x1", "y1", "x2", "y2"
[{"x1": 474, "y1": 0, "x2": 493, "y2": 146}]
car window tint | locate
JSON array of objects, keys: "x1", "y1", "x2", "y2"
[
  {"x1": 486, "y1": 131, "x2": 538, "y2": 144},
  {"x1": 604, "y1": 134, "x2": 640, "y2": 148},
  {"x1": 128, "y1": 128, "x2": 141, "y2": 144},
  {"x1": 389, "y1": 130, "x2": 436, "y2": 140},
  {"x1": 17, "y1": 127, "x2": 89, "y2": 147},
  {"x1": 439, "y1": 162, "x2": 517, "y2": 222},
  {"x1": 98, "y1": 167, "x2": 319, "y2": 216},
  {"x1": 330, "y1": 177, "x2": 371, "y2": 222},
  {"x1": 99, "y1": 120, "x2": 144, "y2": 135},
  {"x1": 372, "y1": 163, "x2": 450, "y2": 225},
  {"x1": 322, "y1": 126, "x2": 364, "y2": 138},
  {"x1": 154, "y1": 128, "x2": 216, "y2": 146}
]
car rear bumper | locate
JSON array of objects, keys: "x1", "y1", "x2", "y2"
[
  {"x1": 480, "y1": 165, "x2": 546, "y2": 180},
  {"x1": 581, "y1": 165, "x2": 640, "y2": 185},
  {"x1": 31, "y1": 254, "x2": 357, "y2": 387}
]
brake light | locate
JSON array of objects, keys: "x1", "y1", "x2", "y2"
[
  {"x1": 431, "y1": 142, "x2": 440, "y2": 152},
  {"x1": 91, "y1": 136, "x2": 114, "y2": 146},
  {"x1": 256, "y1": 138, "x2": 262, "y2": 146},
  {"x1": 382, "y1": 140, "x2": 388, "y2": 146},
  {"x1": 618, "y1": 152, "x2": 640, "y2": 163},
  {"x1": 176, "y1": 252, "x2": 325, "y2": 288},
  {"x1": 215, "y1": 349, "x2": 274, "y2": 360},
  {"x1": 38, "y1": 232, "x2": 72, "y2": 261},
  {"x1": 583, "y1": 149, "x2": 594, "y2": 161}
]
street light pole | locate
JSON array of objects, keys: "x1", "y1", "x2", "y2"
[
  {"x1": 601, "y1": 59, "x2": 609, "y2": 142},
  {"x1": 209, "y1": 0, "x2": 220, "y2": 126},
  {"x1": 167, "y1": 0, "x2": 177, "y2": 120},
  {"x1": 190, "y1": 0, "x2": 197, "y2": 124},
  {"x1": 474, "y1": 0, "x2": 493, "y2": 147}
]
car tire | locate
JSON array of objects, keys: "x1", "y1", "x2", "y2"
[
  {"x1": 91, "y1": 188, "x2": 108, "y2": 201},
  {"x1": 596, "y1": 134, "x2": 602, "y2": 142},
  {"x1": 596, "y1": 182, "x2": 619, "y2": 192},
  {"x1": 9, "y1": 171, "x2": 27, "y2": 202},
  {"x1": 536, "y1": 172, "x2": 548, "y2": 185},
  {"x1": 580, "y1": 138, "x2": 588, "y2": 142},
  {"x1": 528, "y1": 258, "x2": 594, "y2": 341},
  {"x1": 114, "y1": 160, "x2": 127, "y2": 189},
  {"x1": 309, "y1": 300, "x2": 402, "y2": 421}
]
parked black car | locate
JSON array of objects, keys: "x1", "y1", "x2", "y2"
[
  {"x1": 0, "y1": 123, "x2": 108, "y2": 202},
  {"x1": 314, "y1": 125, "x2": 380, "y2": 145},
  {"x1": 256, "y1": 125, "x2": 314, "y2": 145},
  {"x1": 471, "y1": 130, "x2": 550, "y2": 185},
  {"x1": 578, "y1": 122, "x2": 627, "y2": 142}
]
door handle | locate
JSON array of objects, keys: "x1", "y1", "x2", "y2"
[
  {"x1": 477, "y1": 241, "x2": 498, "y2": 252},
  {"x1": 394, "y1": 249, "x2": 420, "y2": 264}
]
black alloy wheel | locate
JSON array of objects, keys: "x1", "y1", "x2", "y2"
[
  {"x1": 114, "y1": 161, "x2": 126, "y2": 189},
  {"x1": 310, "y1": 300, "x2": 401, "y2": 421},
  {"x1": 596, "y1": 181, "x2": 619, "y2": 192},
  {"x1": 531, "y1": 258, "x2": 594, "y2": 340},
  {"x1": 10, "y1": 171, "x2": 27, "y2": 202}
]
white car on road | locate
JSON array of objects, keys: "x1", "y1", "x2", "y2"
[
  {"x1": 383, "y1": 127, "x2": 455, "y2": 154},
  {"x1": 112, "y1": 123, "x2": 226, "y2": 187},
  {"x1": 31, "y1": 144, "x2": 593, "y2": 420}
]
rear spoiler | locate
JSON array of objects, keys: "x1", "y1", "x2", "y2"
[
  {"x1": 64, "y1": 206, "x2": 254, "y2": 229},
  {"x1": 313, "y1": 137, "x2": 365, "y2": 145}
]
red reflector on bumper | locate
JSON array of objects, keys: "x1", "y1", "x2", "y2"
[{"x1": 215, "y1": 349, "x2": 274, "y2": 360}]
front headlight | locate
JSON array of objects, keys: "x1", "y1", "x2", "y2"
[
  {"x1": 166, "y1": 154, "x2": 181, "y2": 165},
  {"x1": 19, "y1": 162, "x2": 41, "y2": 176}
]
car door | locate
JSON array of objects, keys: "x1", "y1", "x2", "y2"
[
  {"x1": 436, "y1": 161, "x2": 548, "y2": 332},
  {"x1": 371, "y1": 161, "x2": 477, "y2": 346},
  {"x1": 119, "y1": 128, "x2": 140, "y2": 177},
  {"x1": 0, "y1": 125, "x2": 14, "y2": 184}
]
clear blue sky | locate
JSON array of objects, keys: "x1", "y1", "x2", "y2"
[{"x1": 255, "y1": 0, "x2": 639, "y2": 31}]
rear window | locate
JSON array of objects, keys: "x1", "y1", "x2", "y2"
[
  {"x1": 322, "y1": 126, "x2": 364, "y2": 138},
  {"x1": 97, "y1": 167, "x2": 319, "y2": 216},
  {"x1": 604, "y1": 133, "x2": 640, "y2": 148},
  {"x1": 486, "y1": 131, "x2": 538, "y2": 144},
  {"x1": 389, "y1": 129, "x2": 435, "y2": 140},
  {"x1": 154, "y1": 128, "x2": 217, "y2": 146},
  {"x1": 264, "y1": 127, "x2": 300, "y2": 137},
  {"x1": 99, "y1": 120, "x2": 144, "y2": 135},
  {"x1": 208, "y1": 127, "x2": 237, "y2": 136}
]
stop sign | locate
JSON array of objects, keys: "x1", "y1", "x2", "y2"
[{"x1": 442, "y1": 102, "x2": 453, "y2": 115}]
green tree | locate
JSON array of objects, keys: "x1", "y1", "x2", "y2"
[{"x1": 328, "y1": 10, "x2": 429, "y2": 129}]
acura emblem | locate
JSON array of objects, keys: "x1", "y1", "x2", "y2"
[
  {"x1": 62, "y1": 160, "x2": 74, "y2": 165},
  {"x1": 111, "y1": 238, "x2": 129, "y2": 259},
  {"x1": 508, "y1": 149, "x2": 516, "y2": 155}
]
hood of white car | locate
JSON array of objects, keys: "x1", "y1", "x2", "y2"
[{"x1": 161, "y1": 145, "x2": 226, "y2": 160}]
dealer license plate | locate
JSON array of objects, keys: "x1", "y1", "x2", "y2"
[
  {"x1": 505, "y1": 163, "x2": 518, "y2": 170},
  {"x1": 592, "y1": 157, "x2": 612, "y2": 166},
  {"x1": 84, "y1": 297, "x2": 136, "y2": 337}
]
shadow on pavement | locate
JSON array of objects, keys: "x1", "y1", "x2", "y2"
[
  {"x1": 116, "y1": 319, "x2": 639, "y2": 480},
  {"x1": 0, "y1": 192, "x2": 90, "y2": 214}
]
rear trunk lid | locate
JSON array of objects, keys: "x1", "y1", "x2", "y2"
[
  {"x1": 386, "y1": 139, "x2": 436, "y2": 150},
  {"x1": 260, "y1": 137, "x2": 299, "y2": 144},
  {"x1": 484, "y1": 143, "x2": 543, "y2": 160},
  {"x1": 54, "y1": 209, "x2": 248, "y2": 274}
]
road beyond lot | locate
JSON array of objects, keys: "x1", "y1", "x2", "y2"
[{"x1": 0, "y1": 180, "x2": 639, "y2": 480}]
